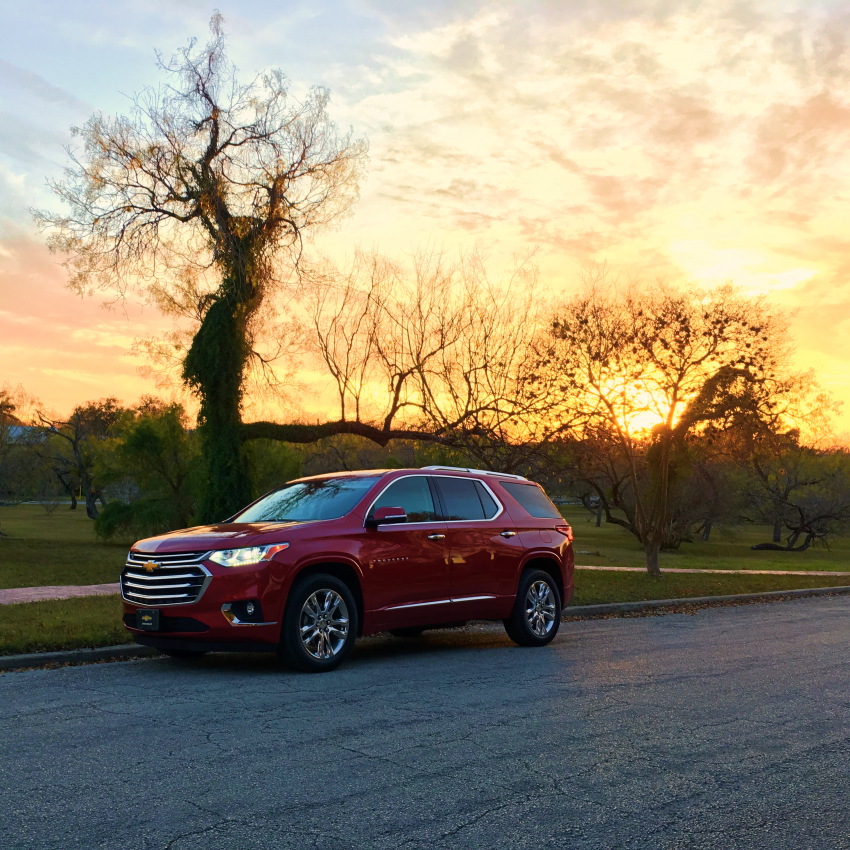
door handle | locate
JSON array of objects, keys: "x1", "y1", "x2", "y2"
[
  {"x1": 427, "y1": 533, "x2": 446, "y2": 541},
  {"x1": 500, "y1": 531, "x2": 517, "y2": 538}
]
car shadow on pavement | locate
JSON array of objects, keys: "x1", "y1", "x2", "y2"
[{"x1": 141, "y1": 623, "x2": 529, "y2": 676}]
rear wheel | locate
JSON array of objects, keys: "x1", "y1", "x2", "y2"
[
  {"x1": 504, "y1": 569, "x2": 561, "y2": 647},
  {"x1": 280, "y1": 573, "x2": 358, "y2": 672}
]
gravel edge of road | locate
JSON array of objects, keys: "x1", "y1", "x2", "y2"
[{"x1": 3, "y1": 584, "x2": 850, "y2": 672}]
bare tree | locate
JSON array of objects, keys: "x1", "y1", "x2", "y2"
[
  {"x1": 34, "y1": 399, "x2": 125, "y2": 519},
  {"x1": 542, "y1": 278, "x2": 790, "y2": 574},
  {"x1": 750, "y1": 448, "x2": 850, "y2": 551},
  {"x1": 35, "y1": 14, "x2": 367, "y2": 520},
  {"x1": 251, "y1": 248, "x2": 570, "y2": 472}
]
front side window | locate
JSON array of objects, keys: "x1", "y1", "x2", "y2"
[
  {"x1": 500, "y1": 482, "x2": 562, "y2": 519},
  {"x1": 368, "y1": 476, "x2": 437, "y2": 523},
  {"x1": 434, "y1": 477, "x2": 489, "y2": 521},
  {"x1": 236, "y1": 476, "x2": 381, "y2": 523}
]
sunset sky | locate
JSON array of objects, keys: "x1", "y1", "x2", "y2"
[{"x1": 2, "y1": 1, "x2": 850, "y2": 427}]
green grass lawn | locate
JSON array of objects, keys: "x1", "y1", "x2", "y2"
[
  {"x1": 0, "y1": 595, "x2": 127, "y2": 656},
  {"x1": 570, "y1": 569, "x2": 850, "y2": 606},
  {"x1": 0, "y1": 504, "x2": 129, "y2": 589},
  {"x1": 562, "y1": 506, "x2": 850, "y2": 572},
  {"x1": 3, "y1": 570, "x2": 850, "y2": 655}
]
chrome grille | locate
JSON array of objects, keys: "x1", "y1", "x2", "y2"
[{"x1": 121, "y1": 551, "x2": 211, "y2": 607}]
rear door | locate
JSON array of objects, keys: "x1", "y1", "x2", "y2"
[
  {"x1": 432, "y1": 475, "x2": 523, "y2": 619},
  {"x1": 362, "y1": 475, "x2": 451, "y2": 628}
]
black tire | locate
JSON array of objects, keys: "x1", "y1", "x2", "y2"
[
  {"x1": 503, "y1": 568, "x2": 562, "y2": 647},
  {"x1": 279, "y1": 573, "x2": 358, "y2": 673},
  {"x1": 389, "y1": 627, "x2": 427, "y2": 638},
  {"x1": 158, "y1": 649, "x2": 207, "y2": 659}
]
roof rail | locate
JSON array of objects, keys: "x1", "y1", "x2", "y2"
[{"x1": 420, "y1": 465, "x2": 528, "y2": 481}]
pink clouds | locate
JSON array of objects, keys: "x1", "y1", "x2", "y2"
[{"x1": 0, "y1": 234, "x2": 170, "y2": 415}]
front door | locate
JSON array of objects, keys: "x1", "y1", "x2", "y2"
[
  {"x1": 432, "y1": 475, "x2": 524, "y2": 619},
  {"x1": 362, "y1": 475, "x2": 451, "y2": 628}
]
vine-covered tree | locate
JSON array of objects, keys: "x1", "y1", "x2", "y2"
[{"x1": 35, "y1": 14, "x2": 367, "y2": 521}]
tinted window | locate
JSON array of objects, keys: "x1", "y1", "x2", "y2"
[
  {"x1": 500, "y1": 482, "x2": 562, "y2": 519},
  {"x1": 435, "y1": 477, "x2": 485, "y2": 521},
  {"x1": 369, "y1": 476, "x2": 436, "y2": 523},
  {"x1": 236, "y1": 476, "x2": 381, "y2": 522},
  {"x1": 473, "y1": 481, "x2": 500, "y2": 519}
]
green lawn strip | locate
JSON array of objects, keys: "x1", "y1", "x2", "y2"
[
  {"x1": 0, "y1": 504, "x2": 130, "y2": 589},
  {"x1": 0, "y1": 504, "x2": 119, "y2": 542},
  {"x1": 0, "y1": 595, "x2": 128, "y2": 656},
  {"x1": 0, "y1": 539, "x2": 126, "y2": 589},
  {"x1": 561, "y1": 507, "x2": 850, "y2": 572},
  {"x1": 4, "y1": 571, "x2": 850, "y2": 656},
  {"x1": 571, "y1": 569, "x2": 850, "y2": 607}
]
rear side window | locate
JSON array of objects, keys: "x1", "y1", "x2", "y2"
[
  {"x1": 369, "y1": 476, "x2": 436, "y2": 523},
  {"x1": 434, "y1": 477, "x2": 487, "y2": 521},
  {"x1": 473, "y1": 481, "x2": 500, "y2": 519},
  {"x1": 500, "y1": 482, "x2": 562, "y2": 519}
]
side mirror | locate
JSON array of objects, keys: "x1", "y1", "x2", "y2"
[{"x1": 367, "y1": 506, "x2": 408, "y2": 527}]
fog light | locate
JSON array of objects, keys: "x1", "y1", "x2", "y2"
[{"x1": 246, "y1": 601, "x2": 255, "y2": 616}]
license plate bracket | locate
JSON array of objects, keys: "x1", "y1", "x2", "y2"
[{"x1": 136, "y1": 609, "x2": 161, "y2": 631}]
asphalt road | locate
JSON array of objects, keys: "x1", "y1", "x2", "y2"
[{"x1": 3, "y1": 597, "x2": 850, "y2": 850}]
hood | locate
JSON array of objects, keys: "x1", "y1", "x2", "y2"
[{"x1": 132, "y1": 522, "x2": 304, "y2": 554}]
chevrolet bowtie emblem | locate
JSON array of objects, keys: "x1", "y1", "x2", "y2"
[{"x1": 144, "y1": 561, "x2": 161, "y2": 573}]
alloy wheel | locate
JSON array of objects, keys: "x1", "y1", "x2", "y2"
[
  {"x1": 300, "y1": 589, "x2": 350, "y2": 659},
  {"x1": 525, "y1": 580, "x2": 556, "y2": 637}
]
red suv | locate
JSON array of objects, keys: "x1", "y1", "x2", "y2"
[{"x1": 121, "y1": 466, "x2": 574, "y2": 672}]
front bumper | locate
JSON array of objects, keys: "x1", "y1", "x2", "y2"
[{"x1": 122, "y1": 560, "x2": 287, "y2": 649}]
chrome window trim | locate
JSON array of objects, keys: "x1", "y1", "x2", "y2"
[
  {"x1": 221, "y1": 603, "x2": 277, "y2": 627},
  {"x1": 363, "y1": 473, "x2": 505, "y2": 526}
]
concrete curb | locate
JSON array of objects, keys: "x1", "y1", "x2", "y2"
[
  {"x1": 563, "y1": 584, "x2": 850, "y2": 618},
  {"x1": 3, "y1": 585, "x2": 850, "y2": 671},
  {"x1": 0, "y1": 643, "x2": 157, "y2": 672}
]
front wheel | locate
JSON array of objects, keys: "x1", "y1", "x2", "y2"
[
  {"x1": 503, "y1": 569, "x2": 562, "y2": 647},
  {"x1": 280, "y1": 573, "x2": 358, "y2": 672}
]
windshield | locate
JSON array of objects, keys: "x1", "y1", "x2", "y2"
[{"x1": 234, "y1": 475, "x2": 382, "y2": 523}]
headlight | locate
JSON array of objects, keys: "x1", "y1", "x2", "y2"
[{"x1": 209, "y1": 543, "x2": 289, "y2": 567}]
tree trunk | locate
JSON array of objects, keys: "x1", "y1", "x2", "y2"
[
  {"x1": 595, "y1": 506, "x2": 602, "y2": 527},
  {"x1": 644, "y1": 541, "x2": 662, "y2": 576},
  {"x1": 772, "y1": 512, "x2": 783, "y2": 543},
  {"x1": 183, "y1": 294, "x2": 252, "y2": 523},
  {"x1": 84, "y1": 490, "x2": 99, "y2": 520},
  {"x1": 69, "y1": 492, "x2": 77, "y2": 510}
]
